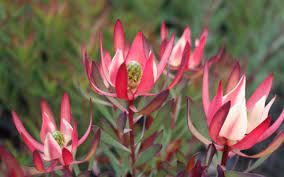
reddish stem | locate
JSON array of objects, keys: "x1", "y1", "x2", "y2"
[
  {"x1": 221, "y1": 145, "x2": 230, "y2": 167},
  {"x1": 128, "y1": 100, "x2": 136, "y2": 177}
]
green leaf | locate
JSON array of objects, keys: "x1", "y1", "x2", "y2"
[
  {"x1": 101, "y1": 131, "x2": 130, "y2": 153},
  {"x1": 135, "y1": 144, "x2": 162, "y2": 167},
  {"x1": 225, "y1": 171, "x2": 265, "y2": 177},
  {"x1": 245, "y1": 155, "x2": 270, "y2": 173}
]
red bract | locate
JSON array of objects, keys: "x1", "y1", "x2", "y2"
[
  {"x1": 0, "y1": 146, "x2": 26, "y2": 177},
  {"x1": 12, "y1": 93, "x2": 92, "y2": 168},
  {"x1": 187, "y1": 62, "x2": 284, "y2": 158},
  {"x1": 82, "y1": 19, "x2": 189, "y2": 101},
  {"x1": 160, "y1": 22, "x2": 208, "y2": 70}
]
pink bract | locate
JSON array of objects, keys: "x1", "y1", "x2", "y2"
[{"x1": 187, "y1": 62, "x2": 284, "y2": 157}]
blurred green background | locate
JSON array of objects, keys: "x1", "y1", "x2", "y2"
[{"x1": 0, "y1": 0, "x2": 283, "y2": 176}]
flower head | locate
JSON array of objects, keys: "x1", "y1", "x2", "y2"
[
  {"x1": 12, "y1": 93, "x2": 93, "y2": 168},
  {"x1": 83, "y1": 19, "x2": 189, "y2": 101},
  {"x1": 160, "y1": 22, "x2": 208, "y2": 70},
  {"x1": 187, "y1": 62, "x2": 284, "y2": 157}
]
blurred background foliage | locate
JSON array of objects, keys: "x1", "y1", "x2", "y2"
[{"x1": 0, "y1": 0, "x2": 284, "y2": 176}]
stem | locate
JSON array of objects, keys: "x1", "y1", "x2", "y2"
[
  {"x1": 221, "y1": 145, "x2": 230, "y2": 167},
  {"x1": 128, "y1": 100, "x2": 136, "y2": 177}
]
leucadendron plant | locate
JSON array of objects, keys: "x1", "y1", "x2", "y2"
[
  {"x1": 82, "y1": 19, "x2": 191, "y2": 176},
  {"x1": 2, "y1": 18, "x2": 283, "y2": 177},
  {"x1": 187, "y1": 61, "x2": 284, "y2": 171},
  {"x1": 11, "y1": 93, "x2": 100, "y2": 176}
]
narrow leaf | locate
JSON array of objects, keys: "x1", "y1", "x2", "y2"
[
  {"x1": 138, "y1": 89, "x2": 169, "y2": 115},
  {"x1": 135, "y1": 144, "x2": 162, "y2": 167},
  {"x1": 225, "y1": 171, "x2": 265, "y2": 177}
]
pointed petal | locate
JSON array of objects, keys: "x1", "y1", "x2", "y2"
[
  {"x1": 231, "y1": 117, "x2": 271, "y2": 150},
  {"x1": 157, "y1": 33, "x2": 175, "y2": 80},
  {"x1": 202, "y1": 61, "x2": 210, "y2": 118},
  {"x1": 43, "y1": 133, "x2": 62, "y2": 161},
  {"x1": 72, "y1": 121, "x2": 78, "y2": 151},
  {"x1": 109, "y1": 50, "x2": 124, "y2": 85},
  {"x1": 225, "y1": 62, "x2": 241, "y2": 93},
  {"x1": 186, "y1": 97, "x2": 212, "y2": 145},
  {"x1": 135, "y1": 52, "x2": 155, "y2": 95},
  {"x1": 181, "y1": 26, "x2": 191, "y2": 43},
  {"x1": 160, "y1": 21, "x2": 168, "y2": 41},
  {"x1": 223, "y1": 75, "x2": 246, "y2": 106},
  {"x1": 33, "y1": 151, "x2": 45, "y2": 172},
  {"x1": 257, "y1": 109, "x2": 284, "y2": 142},
  {"x1": 114, "y1": 19, "x2": 124, "y2": 52},
  {"x1": 189, "y1": 28, "x2": 208, "y2": 69},
  {"x1": 115, "y1": 63, "x2": 129, "y2": 100},
  {"x1": 99, "y1": 33, "x2": 112, "y2": 84},
  {"x1": 90, "y1": 61, "x2": 117, "y2": 97},
  {"x1": 21, "y1": 133, "x2": 37, "y2": 152},
  {"x1": 61, "y1": 119, "x2": 73, "y2": 144},
  {"x1": 219, "y1": 99, "x2": 248, "y2": 141},
  {"x1": 78, "y1": 99, "x2": 93, "y2": 145},
  {"x1": 235, "y1": 130, "x2": 284, "y2": 158},
  {"x1": 12, "y1": 111, "x2": 43, "y2": 151},
  {"x1": 60, "y1": 93, "x2": 71, "y2": 132},
  {"x1": 99, "y1": 49, "x2": 112, "y2": 87},
  {"x1": 40, "y1": 99, "x2": 56, "y2": 125},
  {"x1": 167, "y1": 41, "x2": 190, "y2": 89},
  {"x1": 82, "y1": 47, "x2": 92, "y2": 78},
  {"x1": 247, "y1": 96, "x2": 276, "y2": 133},
  {"x1": 83, "y1": 47, "x2": 116, "y2": 97},
  {"x1": 207, "y1": 81, "x2": 223, "y2": 124},
  {"x1": 159, "y1": 39, "x2": 168, "y2": 59},
  {"x1": 126, "y1": 32, "x2": 147, "y2": 67},
  {"x1": 40, "y1": 100, "x2": 56, "y2": 142},
  {"x1": 169, "y1": 27, "x2": 190, "y2": 67},
  {"x1": 62, "y1": 148, "x2": 73, "y2": 166},
  {"x1": 209, "y1": 102, "x2": 231, "y2": 145},
  {"x1": 247, "y1": 74, "x2": 273, "y2": 110}
]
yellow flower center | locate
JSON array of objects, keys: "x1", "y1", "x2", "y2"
[
  {"x1": 127, "y1": 61, "x2": 142, "y2": 90},
  {"x1": 51, "y1": 131, "x2": 65, "y2": 148}
]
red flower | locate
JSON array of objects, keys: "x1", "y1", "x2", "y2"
[
  {"x1": 187, "y1": 62, "x2": 284, "y2": 157},
  {"x1": 160, "y1": 22, "x2": 208, "y2": 70},
  {"x1": 12, "y1": 93, "x2": 93, "y2": 168},
  {"x1": 82, "y1": 19, "x2": 189, "y2": 101}
]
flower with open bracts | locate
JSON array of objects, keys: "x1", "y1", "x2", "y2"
[
  {"x1": 187, "y1": 62, "x2": 284, "y2": 160},
  {"x1": 160, "y1": 22, "x2": 208, "y2": 70},
  {"x1": 11, "y1": 93, "x2": 99, "y2": 173},
  {"x1": 82, "y1": 19, "x2": 190, "y2": 101}
]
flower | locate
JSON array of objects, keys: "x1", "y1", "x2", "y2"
[
  {"x1": 187, "y1": 62, "x2": 284, "y2": 157},
  {"x1": 12, "y1": 93, "x2": 93, "y2": 168},
  {"x1": 82, "y1": 19, "x2": 189, "y2": 101},
  {"x1": 160, "y1": 22, "x2": 208, "y2": 70}
]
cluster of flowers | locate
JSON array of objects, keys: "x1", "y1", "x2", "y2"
[{"x1": 3, "y1": 19, "x2": 283, "y2": 176}]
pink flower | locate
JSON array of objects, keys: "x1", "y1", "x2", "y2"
[
  {"x1": 187, "y1": 62, "x2": 284, "y2": 157},
  {"x1": 160, "y1": 22, "x2": 208, "y2": 70},
  {"x1": 82, "y1": 19, "x2": 189, "y2": 101},
  {"x1": 12, "y1": 93, "x2": 92, "y2": 168}
]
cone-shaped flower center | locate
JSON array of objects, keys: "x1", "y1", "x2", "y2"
[
  {"x1": 51, "y1": 131, "x2": 65, "y2": 148},
  {"x1": 127, "y1": 61, "x2": 142, "y2": 90}
]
